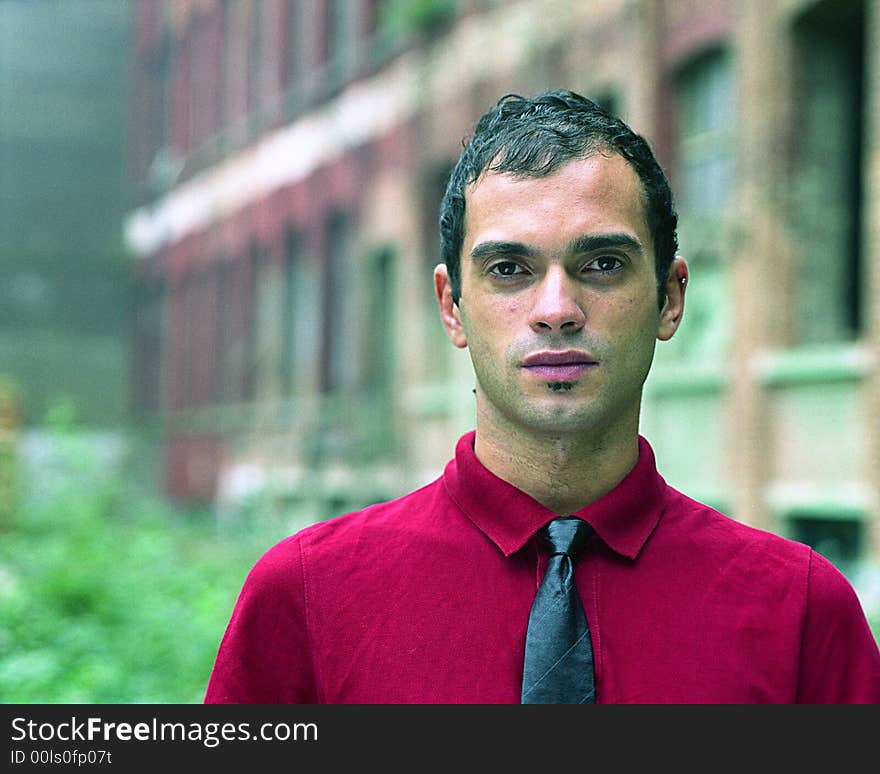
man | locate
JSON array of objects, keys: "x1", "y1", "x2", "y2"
[{"x1": 205, "y1": 90, "x2": 880, "y2": 703}]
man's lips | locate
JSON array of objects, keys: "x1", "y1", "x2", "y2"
[{"x1": 520, "y1": 350, "x2": 598, "y2": 381}]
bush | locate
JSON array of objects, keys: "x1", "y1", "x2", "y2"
[{"x1": 0, "y1": 439, "x2": 288, "y2": 703}]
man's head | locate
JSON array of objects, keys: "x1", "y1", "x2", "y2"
[
  {"x1": 439, "y1": 90, "x2": 678, "y2": 308},
  {"x1": 433, "y1": 89, "x2": 688, "y2": 446}
]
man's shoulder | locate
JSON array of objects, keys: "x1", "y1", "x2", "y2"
[
  {"x1": 662, "y1": 485, "x2": 813, "y2": 565},
  {"x1": 659, "y1": 487, "x2": 863, "y2": 615},
  {"x1": 249, "y1": 474, "x2": 449, "y2": 572}
]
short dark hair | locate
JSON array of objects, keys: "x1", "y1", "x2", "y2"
[{"x1": 438, "y1": 89, "x2": 678, "y2": 307}]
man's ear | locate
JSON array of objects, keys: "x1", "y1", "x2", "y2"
[
  {"x1": 657, "y1": 256, "x2": 688, "y2": 342},
  {"x1": 434, "y1": 263, "x2": 467, "y2": 349}
]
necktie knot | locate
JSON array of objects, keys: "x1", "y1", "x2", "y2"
[{"x1": 538, "y1": 516, "x2": 592, "y2": 558}]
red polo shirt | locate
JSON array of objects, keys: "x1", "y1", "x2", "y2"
[{"x1": 205, "y1": 432, "x2": 880, "y2": 703}]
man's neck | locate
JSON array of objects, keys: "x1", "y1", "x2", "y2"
[{"x1": 472, "y1": 417, "x2": 641, "y2": 515}]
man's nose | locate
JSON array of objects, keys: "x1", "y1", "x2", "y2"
[{"x1": 527, "y1": 267, "x2": 586, "y2": 333}]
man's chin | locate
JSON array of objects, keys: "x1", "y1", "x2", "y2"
[
  {"x1": 517, "y1": 402, "x2": 606, "y2": 435},
  {"x1": 545, "y1": 381, "x2": 576, "y2": 392}
]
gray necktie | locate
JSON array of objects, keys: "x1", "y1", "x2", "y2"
[{"x1": 521, "y1": 516, "x2": 595, "y2": 704}]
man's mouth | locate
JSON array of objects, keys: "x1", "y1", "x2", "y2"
[{"x1": 520, "y1": 350, "x2": 599, "y2": 382}]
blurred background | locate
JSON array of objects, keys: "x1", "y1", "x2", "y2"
[{"x1": 1, "y1": 0, "x2": 878, "y2": 703}]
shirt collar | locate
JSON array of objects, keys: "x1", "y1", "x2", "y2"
[{"x1": 442, "y1": 430, "x2": 666, "y2": 560}]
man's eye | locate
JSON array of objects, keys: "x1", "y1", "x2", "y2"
[
  {"x1": 585, "y1": 256, "x2": 623, "y2": 273},
  {"x1": 489, "y1": 261, "x2": 525, "y2": 277}
]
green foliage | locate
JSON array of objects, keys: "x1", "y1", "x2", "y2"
[{"x1": 0, "y1": 431, "x2": 289, "y2": 703}]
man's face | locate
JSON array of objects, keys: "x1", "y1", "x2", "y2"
[{"x1": 435, "y1": 153, "x2": 686, "y2": 440}]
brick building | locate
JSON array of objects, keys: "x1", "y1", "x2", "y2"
[{"x1": 125, "y1": 0, "x2": 880, "y2": 579}]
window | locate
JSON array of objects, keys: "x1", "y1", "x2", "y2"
[
  {"x1": 214, "y1": 263, "x2": 228, "y2": 402},
  {"x1": 591, "y1": 91, "x2": 619, "y2": 119},
  {"x1": 188, "y1": 7, "x2": 225, "y2": 152},
  {"x1": 421, "y1": 161, "x2": 454, "y2": 377},
  {"x1": 218, "y1": 0, "x2": 230, "y2": 132},
  {"x1": 210, "y1": 5, "x2": 225, "y2": 138},
  {"x1": 281, "y1": 229, "x2": 299, "y2": 396},
  {"x1": 188, "y1": 13, "x2": 205, "y2": 150},
  {"x1": 190, "y1": 268, "x2": 219, "y2": 407},
  {"x1": 325, "y1": 0, "x2": 356, "y2": 84},
  {"x1": 364, "y1": 0, "x2": 381, "y2": 38},
  {"x1": 282, "y1": 1, "x2": 299, "y2": 96},
  {"x1": 281, "y1": 228, "x2": 321, "y2": 396},
  {"x1": 152, "y1": 32, "x2": 171, "y2": 157},
  {"x1": 166, "y1": 280, "x2": 187, "y2": 413},
  {"x1": 216, "y1": 256, "x2": 254, "y2": 403},
  {"x1": 251, "y1": 245, "x2": 280, "y2": 401},
  {"x1": 363, "y1": 246, "x2": 395, "y2": 397},
  {"x1": 788, "y1": 513, "x2": 864, "y2": 578},
  {"x1": 222, "y1": 0, "x2": 249, "y2": 134},
  {"x1": 675, "y1": 48, "x2": 735, "y2": 226},
  {"x1": 248, "y1": 0, "x2": 264, "y2": 117},
  {"x1": 144, "y1": 31, "x2": 172, "y2": 192},
  {"x1": 665, "y1": 48, "x2": 735, "y2": 363},
  {"x1": 132, "y1": 276, "x2": 165, "y2": 416},
  {"x1": 791, "y1": 0, "x2": 865, "y2": 343},
  {"x1": 181, "y1": 274, "x2": 197, "y2": 408},
  {"x1": 321, "y1": 212, "x2": 360, "y2": 393},
  {"x1": 326, "y1": 0, "x2": 341, "y2": 64}
]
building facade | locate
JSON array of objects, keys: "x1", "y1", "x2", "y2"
[{"x1": 125, "y1": 0, "x2": 880, "y2": 579}]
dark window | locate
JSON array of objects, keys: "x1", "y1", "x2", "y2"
[
  {"x1": 324, "y1": 0, "x2": 354, "y2": 84},
  {"x1": 191, "y1": 268, "x2": 219, "y2": 407},
  {"x1": 317, "y1": 0, "x2": 331, "y2": 66},
  {"x1": 181, "y1": 274, "x2": 197, "y2": 408},
  {"x1": 214, "y1": 262, "x2": 229, "y2": 402},
  {"x1": 251, "y1": 245, "x2": 278, "y2": 401},
  {"x1": 281, "y1": 227, "x2": 320, "y2": 396},
  {"x1": 281, "y1": 229, "x2": 300, "y2": 396},
  {"x1": 216, "y1": 256, "x2": 254, "y2": 403},
  {"x1": 283, "y1": 0, "x2": 299, "y2": 94},
  {"x1": 364, "y1": 0, "x2": 381, "y2": 38},
  {"x1": 322, "y1": 212, "x2": 358, "y2": 393},
  {"x1": 789, "y1": 514, "x2": 864, "y2": 576},
  {"x1": 145, "y1": 32, "x2": 172, "y2": 193},
  {"x1": 222, "y1": 0, "x2": 239, "y2": 128},
  {"x1": 364, "y1": 246, "x2": 395, "y2": 396},
  {"x1": 131, "y1": 277, "x2": 165, "y2": 415},
  {"x1": 188, "y1": 13, "x2": 205, "y2": 149},
  {"x1": 592, "y1": 91, "x2": 619, "y2": 119},
  {"x1": 248, "y1": 0, "x2": 264, "y2": 116},
  {"x1": 421, "y1": 161, "x2": 454, "y2": 377},
  {"x1": 187, "y1": 7, "x2": 225, "y2": 151},
  {"x1": 791, "y1": 0, "x2": 865, "y2": 343}
]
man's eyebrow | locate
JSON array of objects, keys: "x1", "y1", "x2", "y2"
[
  {"x1": 567, "y1": 232, "x2": 644, "y2": 255},
  {"x1": 469, "y1": 233, "x2": 643, "y2": 262},
  {"x1": 469, "y1": 241, "x2": 538, "y2": 261}
]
